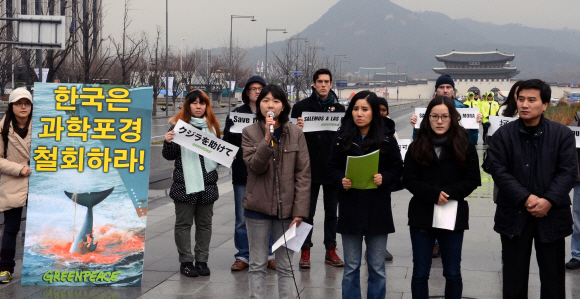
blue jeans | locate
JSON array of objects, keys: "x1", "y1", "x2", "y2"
[
  {"x1": 572, "y1": 182, "x2": 580, "y2": 260},
  {"x1": 233, "y1": 184, "x2": 274, "y2": 263},
  {"x1": 410, "y1": 227, "x2": 464, "y2": 299},
  {"x1": 341, "y1": 233, "x2": 388, "y2": 299}
]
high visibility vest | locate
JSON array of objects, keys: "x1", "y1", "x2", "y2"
[
  {"x1": 464, "y1": 99, "x2": 480, "y2": 109},
  {"x1": 480, "y1": 100, "x2": 500, "y2": 123}
]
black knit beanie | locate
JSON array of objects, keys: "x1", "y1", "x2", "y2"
[{"x1": 435, "y1": 74, "x2": 455, "y2": 90}]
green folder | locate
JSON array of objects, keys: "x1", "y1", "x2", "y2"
[{"x1": 345, "y1": 150, "x2": 380, "y2": 190}]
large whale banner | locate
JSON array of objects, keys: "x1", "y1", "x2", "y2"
[{"x1": 22, "y1": 83, "x2": 152, "y2": 287}]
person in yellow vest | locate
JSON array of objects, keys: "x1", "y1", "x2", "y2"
[
  {"x1": 479, "y1": 91, "x2": 500, "y2": 145},
  {"x1": 463, "y1": 92, "x2": 480, "y2": 109}
]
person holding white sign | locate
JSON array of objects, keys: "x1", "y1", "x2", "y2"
[
  {"x1": 222, "y1": 75, "x2": 277, "y2": 272},
  {"x1": 410, "y1": 75, "x2": 482, "y2": 146},
  {"x1": 241, "y1": 85, "x2": 311, "y2": 299},
  {"x1": 403, "y1": 96, "x2": 481, "y2": 298},
  {"x1": 290, "y1": 69, "x2": 346, "y2": 269},
  {"x1": 163, "y1": 90, "x2": 221, "y2": 278},
  {"x1": 327, "y1": 91, "x2": 403, "y2": 299}
]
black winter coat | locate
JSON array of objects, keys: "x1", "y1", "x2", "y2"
[
  {"x1": 327, "y1": 129, "x2": 403, "y2": 236},
  {"x1": 162, "y1": 125, "x2": 219, "y2": 204},
  {"x1": 488, "y1": 116, "x2": 576, "y2": 243},
  {"x1": 223, "y1": 104, "x2": 254, "y2": 185},
  {"x1": 291, "y1": 89, "x2": 345, "y2": 184},
  {"x1": 403, "y1": 138, "x2": 481, "y2": 231}
]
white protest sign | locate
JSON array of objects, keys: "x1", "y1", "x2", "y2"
[
  {"x1": 398, "y1": 139, "x2": 412, "y2": 160},
  {"x1": 414, "y1": 108, "x2": 427, "y2": 129},
  {"x1": 458, "y1": 108, "x2": 479, "y2": 129},
  {"x1": 290, "y1": 118, "x2": 298, "y2": 124},
  {"x1": 301, "y1": 112, "x2": 345, "y2": 132},
  {"x1": 229, "y1": 112, "x2": 258, "y2": 133},
  {"x1": 568, "y1": 126, "x2": 580, "y2": 148},
  {"x1": 271, "y1": 222, "x2": 313, "y2": 252},
  {"x1": 488, "y1": 116, "x2": 517, "y2": 136},
  {"x1": 173, "y1": 119, "x2": 239, "y2": 168},
  {"x1": 415, "y1": 108, "x2": 479, "y2": 129}
]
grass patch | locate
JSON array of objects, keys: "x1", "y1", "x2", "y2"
[
  {"x1": 151, "y1": 140, "x2": 164, "y2": 145},
  {"x1": 544, "y1": 106, "x2": 579, "y2": 126}
]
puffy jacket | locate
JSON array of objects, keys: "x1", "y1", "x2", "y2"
[
  {"x1": 403, "y1": 135, "x2": 481, "y2": 231},
  {"x1": 327, "y1": 128, "x2": 403, "y2": 235},
  {"x1": 0, "y1": 117, "x2": 31, "y2": 212},
  {"x1": 489, "y1": 116, "x2": 576, "y2": 243},
  {"x1": 290, "y1": 88, "x2": 345, "y2": 184},
  {"x1": 241, "y1": 121, "x2": 311, "y2": 219},
  {"x1": 480, "y1": 93, "x2": 500, "y2": 123},
  {"x1": 222, "y1": 103, "x2": 254, "y2": 185},
  {"x1": 464, "y1": 92, "x2": 480, "y2": 109}
]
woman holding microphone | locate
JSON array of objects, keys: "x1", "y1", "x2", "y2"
[
  {"x1": 241, "y1": 84, "x2": 311, "y2": 299},
  {"x1": 403, "y1": 96, "x2": 481, "y2": 298},
  {"x1": 327, "y1": 90, "x2": 403, "y2": 299}
]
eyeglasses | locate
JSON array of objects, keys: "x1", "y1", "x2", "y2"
[
  {"x1": 13, "y1": 102, "x2": 31, "y2": 107},
  {"x1": 429, "y1": 114, "x2": 450, "y2": 122},
  {"x1": 249, "y1": 87, "x2": 262, "y2": 92}
]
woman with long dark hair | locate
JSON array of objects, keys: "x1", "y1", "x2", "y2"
[
  {"x1": 241, "y1": 84, "x2": 311, "y2": 299},
  {"x1": 163, "y1": 89, "x2": 221, "y2": 278},
  {"x1": 498, "y1": 81, "x2": 521, "y2": 118},
  {"x1": 0, "y1": 88, "x2": 33, "y2": 284},
  {"x1": 403, "y1": 96, "x2": 481, "y2": 298},
  {"x1": 327, "y1": 91, "x2": 403, "y2": 299}
]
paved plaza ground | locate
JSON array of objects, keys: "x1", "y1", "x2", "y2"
[{"x1": 1, "y1": 104, "x2": 579, "y2": 298}]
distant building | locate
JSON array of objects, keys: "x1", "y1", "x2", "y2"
[{"x1": 434, "y1": 50, "x2": 520, "y2": 80}]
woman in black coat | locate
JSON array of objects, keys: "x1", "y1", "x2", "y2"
[
  {"x1": 327, "y1": 91, "x2": 403, "y2": 299},
  {"x1": 403, "y1": 96, "x2": 481, "y2": 299}
]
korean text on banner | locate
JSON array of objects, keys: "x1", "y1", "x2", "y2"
[
  {"x1": 345, "y1": 150, "x2": 379, "y2": 190},
  {"x1": 173, "y1": 119, "x2": 239, "y2": 168},
  {"x1": 398, "y1": 139, "x2": 412, "y2": 159},
  {"x1": 415, "y1": 108, "x2": 479, "y2": 129},
  {"x1": 23, "y1": 83, "x2": 153, "y2": 287},
  {"x1": 301, "y1": 112, "x2": 345, "y2": 132},
  {"x1": 569, "y1": 126, "x2": 580, "y2": 148},
  {"x1": 228, "y1": 112, "x2": 258, "y2": 133},
  {"x1": 488, "y1": 116, "x2": 517, "y2": 136}
]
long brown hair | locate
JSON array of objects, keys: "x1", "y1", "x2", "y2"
[
  {"x1": 2, "y1": 103, "x2": 33, "y2": 156},
  {"x1": 170, "y1": 89, "x2": 220, "y2": 137},
  {"x1": 411, "y1": 96, "x2": 469, "y2": 166}
]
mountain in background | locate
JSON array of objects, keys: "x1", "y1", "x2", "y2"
[{"x1": 244, "y1": 0, "x2": 580, "y2": 82}]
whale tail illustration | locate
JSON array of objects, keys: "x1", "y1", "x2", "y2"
[{"x1": 65, "y1": 187, "x2": 114, "y2": 254}]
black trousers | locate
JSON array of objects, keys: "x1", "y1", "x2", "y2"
[
  {"x1": 500, "y1": 217, "x2": 566, "y2": 299},
  {"x1": 0, "y1": 207, "x2": 23, "y2": 273},
  {"x1": 303, "y1": 182, "x2": 338, "y2": 250}
]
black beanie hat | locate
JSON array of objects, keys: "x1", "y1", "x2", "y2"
[{"x1": 435, "y1": 74, "x2": 455, "y2": 90}]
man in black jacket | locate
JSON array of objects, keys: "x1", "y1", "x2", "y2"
[
  {"x1": 488, "y1": 79, "x2": 576, "y2": 298},
  {"x1": 291, "y1": 69, "x2": 345, "y2": 269},
  {"x1": 223, "y1": 76, "x2": 276, "y2": 271}
]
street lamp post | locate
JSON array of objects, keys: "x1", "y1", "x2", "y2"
[
  {"x1": 333, "y1": 54, "x2": 347, "y2": 76},
  {"x1": 338, "y1": 60, "x2": 350, "y2": 99},
  {"x1": 265, "y1": 28, "x2": 286, "y2": 82},
  {"x1": 289, "y1": 36, "x2": 308, "y2": 102},
  {"x1": 165, "y1": 0, "x2": 168, "y2": 116},
  {"x1": 229, "y1": 15, "x2": 256, "y2": 113},
  {"x1": 385, "y1": 62, "x2": 396, "y2": 100}
]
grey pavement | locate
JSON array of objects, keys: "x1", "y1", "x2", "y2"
[{"x1": 2, "y1": 103, "x2": 580, "y2": 298}]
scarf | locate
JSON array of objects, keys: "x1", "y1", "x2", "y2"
[
  {"x1": 181, "y1": 117, "x2": 218, "y2": 194},
  {"x1": 318, "y1": 92, "x2": 336, "y2": 111},
  {"x1": 431, "y1": 133, "x2": 449, "y2": 146}
]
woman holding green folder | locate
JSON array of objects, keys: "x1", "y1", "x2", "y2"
[
  {"x1": 327, "y1": 90, "x2": 403, "y2": 299},
  {"x1": 403, "y1": 96, "x2": 481, "y2": 299}
]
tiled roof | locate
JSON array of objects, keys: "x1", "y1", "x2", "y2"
[{"x1": 436, "y1": 51, "x2": 515, "y2": 63}]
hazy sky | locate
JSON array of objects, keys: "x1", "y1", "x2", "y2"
[{"x1": 101, "y1": 0, "x2": 579, "y2": 51}]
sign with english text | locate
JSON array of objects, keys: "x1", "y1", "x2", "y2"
[
  {"x1": 301, "y1": 112, "x2": 345, "y2": 132},
  {"x1": 228, "y1": 112, "x2": 258, "y2": 133},
  {"x1": 568, "y1": 126, "x2": 580, "y2": 148},
  {"x1": 173, "y1": 120, "x2": 239, "y2": 168},
  {"x1": 414, "y1": 108, "x2": 479, "y2": 129}
]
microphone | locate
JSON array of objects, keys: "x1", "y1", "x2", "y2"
[{"x1": 267, "y1": 111, "x2": 275, "y2": 138}]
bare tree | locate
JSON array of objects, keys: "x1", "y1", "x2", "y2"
[
  {"x1": 110, "y1": 0, "x2": 144, "y2": 85},
  {"x1": 144, "y1": 26, "x2": 164, "y2": 116},
  {"x1": 219, "y1": 39, "x2": 253, "y2": 103}
]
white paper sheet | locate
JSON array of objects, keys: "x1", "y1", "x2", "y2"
[
  {"x1": 432, "y1": 200, "x2": 458, "y2": 231},
  {"x1": 271, "y1": 222, "x2": 313, "y2": 252}
]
